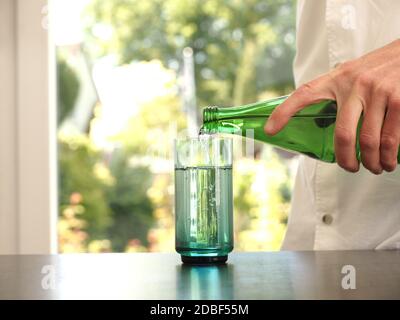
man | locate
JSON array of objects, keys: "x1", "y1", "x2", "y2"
[{"x1": 265, "y1": 0, "x2": 400, "y2": 250}]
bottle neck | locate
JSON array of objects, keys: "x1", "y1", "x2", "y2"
[
  {"x1": 203, "y1": 106, "x2": 219, "y2": 123},
  {"x1": 202, "y1": 96, "x2": 287, "y2": 128}
]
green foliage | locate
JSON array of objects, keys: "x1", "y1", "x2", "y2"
[
  {"x1": 57, "y1": 53, "x2": 80, "y2": 124},
  {"x1": 59, "y1": 134, "x2": 155, "y2": 251},
  {"x1": 233, "y1": 151, "x2": 292, "y2": 251},
  {"x1": 57, "y1": 61, "x2": 177, "y2": 251},
  {"x1": 85, "y1": 0, "x2": 296, "y2": 106},
  {"x1": 113, "y1": 91, "x2": 187, "y2": 156},
  {"x1": 106, "y1": 150, "x2": 154, "y2": 251},
  {"x1": 58, "y1": 135, "x2": 112, "y2": 239}
]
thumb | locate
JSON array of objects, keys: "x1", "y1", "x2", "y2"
[{"x1": 264, "y1": 75, "x2": 334, "y2": 135}]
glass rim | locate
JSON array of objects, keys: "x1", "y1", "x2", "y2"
[{"x1": 174, "y1": 135, "x2": 232, "y2": 143}]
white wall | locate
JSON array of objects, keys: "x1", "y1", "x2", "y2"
[
  {"x1": 0, "y1": 0, "x2": 56, "y2": 254},
  {"x1": 0, "y1": 0, "x2": 18, "y2": 254}
]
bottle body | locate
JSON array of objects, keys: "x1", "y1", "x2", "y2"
[{"x1": 202, "y1": 95, "x2": 400, "y2": 163}]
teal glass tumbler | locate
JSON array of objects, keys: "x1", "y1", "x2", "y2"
[{"x1": 174, "y1": 136, "x2": 233, "y2": 264}]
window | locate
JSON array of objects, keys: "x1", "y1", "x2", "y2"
[{"x1": 55, "y1": 0, "x2": 297, "y2": 253}]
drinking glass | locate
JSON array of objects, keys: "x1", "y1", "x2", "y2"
[{"x1": 174, "y1": 136, "x2": 233, "y2": 264}]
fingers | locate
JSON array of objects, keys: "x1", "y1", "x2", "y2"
[
  {"x1": 334, "y1": 93, "x2": 363, "y2": 172},
  {"x1": 359, "y1": 93, "x2": 387, "y2": 174},
  {"x1": 380, "y1": 96, "x2": 400, "y2": 171},
  {"x1": 264, "y1": 75, "x2": 334, "y2": 135}
]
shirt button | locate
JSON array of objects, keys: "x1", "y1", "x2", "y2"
[{"x1": 322, "y1": 214, "x2": 333, "y2": 225}]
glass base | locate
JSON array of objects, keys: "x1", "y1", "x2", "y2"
[{"x1": 181, "y1": 255, "x2": 228, "y2": 265}]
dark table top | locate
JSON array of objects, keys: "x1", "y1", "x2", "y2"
[{"x1": 0, "y1": 251, "x2": 399, "y2": 299}]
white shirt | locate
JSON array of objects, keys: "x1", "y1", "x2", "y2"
[{"x1": 282, "y1": 0, "x2": 400, "y2": 251}]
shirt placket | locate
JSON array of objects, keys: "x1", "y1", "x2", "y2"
[{"x1": 313, "y1": 0, "x2": 345, "y2": 249}]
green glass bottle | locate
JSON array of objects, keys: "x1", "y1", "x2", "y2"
[{"x1": 201, "y1": 95, "x2": 400, "y2": 163}]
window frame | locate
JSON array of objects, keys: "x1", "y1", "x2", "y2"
[{"x1": 0, "y1": 0, "x2": 57, "y2": 254}]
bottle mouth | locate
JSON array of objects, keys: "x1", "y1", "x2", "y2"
[{"x1": 203, "y1": 106, "x2": 218, "y2": 123}]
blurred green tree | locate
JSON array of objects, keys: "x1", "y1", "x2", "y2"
[
  {"x1": 106, "y1": 150, "x2": 154, "y2": 251},
  {"x1": 58, "y1": 135, "x2": 112, "y2": 239},
  {"x1": 233, "y1": 151, "x2": 292, "y2": 251},
  {"x1": 113, "y1": 92, "x2": 187, "y2": 155},
  {"x1": 85, "y1": 0, "x2": 296, "y2": 106},
  {"x1": 57, "y1": 53, "x2": 80, "y2": 124}
]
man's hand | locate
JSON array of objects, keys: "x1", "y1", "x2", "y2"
[{"x1": 264, "y1": 39, "x2": 400, "y2": 174}]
